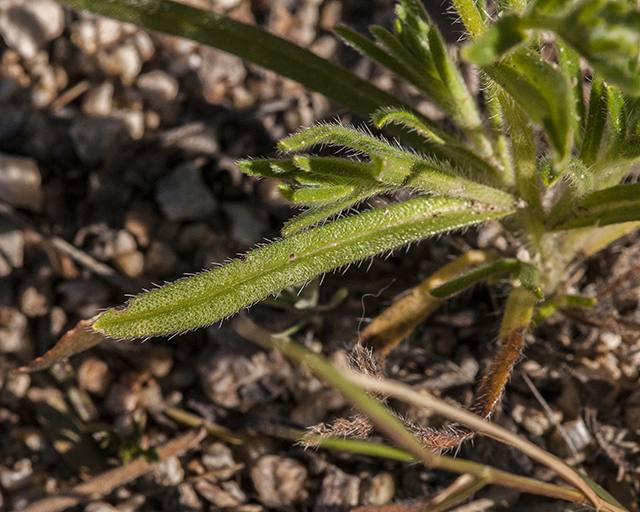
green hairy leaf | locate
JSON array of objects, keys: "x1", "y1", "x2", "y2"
[
  {"x1": 554, "y1": 183, "x2": 640, "y2": 230},
  {"x1": 93, "y1": 197, "x2": 514, "y2": 338},
  {"x1": 465, "y1": 0, "x2": 640, "y2": 94},
  {"x1": 483, "y1": 51, "x2": 572, "y2": 160}
]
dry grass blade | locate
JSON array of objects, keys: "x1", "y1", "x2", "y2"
[
  {"x1": 19, "y1": 427, "x2": 206, "y2": 512},
  {"x1": 344, "y1": 371, "x2": 625, "y2": 511}
]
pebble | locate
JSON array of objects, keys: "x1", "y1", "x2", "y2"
[
  {"x1": 97, "y1": 44, "x2": 142, "y2": 86},
  {"x1": 151, "y1": 456, "x2": 185, "y2": 487},
  {"x1": 21, "y1": 428, "x2": 45, "y2": 452},
  {"x1": 82, "y1": 82, "x2": 115, "y2": 116},
  {"x1": 56, "y1": 279, "x2": 110, "y2": 316},
  {"x1": 78, "y1": 357, "x2": 112, "y2": 396},
  {"x1": 171, "y1": 482, "x2": 203, "y2": 511},
  {"x1": 80, "y1": 227, "x2": 138, "y2": 261},
  {"x1": 597, "y1": 332, "x2": 622, "y2": 353},
  {"x1": 0, "y1": 220, "x2": 23, "y2": 277},
  {"x1": 142, "y1": 346, "x2": 173, "y2": 378},
  {"x1": 85, "y1": 501, "x2": 119, "y2": 512},
  {"x1": 222, "y1": 480, "x2": 247, "y2": 503},
  {"x1": 105, "y1": 381, "x2": 140, "y2": 414},
  {"x1": 113, "y1": 250, "x2": 145, "y2": 278},
  {"x1": 361, "y1": 472, "x2": 395, "y2": 506},
  {"x1": 19, "y1": 267, "x2": 53, "y2": 317},
  {"x1": 177, "y1": 223, "x2": 216, "y2": 255},
  {"x1": 0, "y1": 458, "x2": 33, "y2": 490},
  {"x1": 560, "y1": 418, "x2": 592, "y2": 453},
  {"x1": 0, "y1": 308, "x2": 28, "y2": 354},
  {"x1": 511, "y1": 401, "x2": 561, "y2": 436},
  {"x1": 69, "y1": 115, "x2": 129, "y2": 166},
  {"x1": 197, "y1": 47, "x2": 246, "y2": 104},
  {"x1": 161, "y1": 122, "x2": 219, "y2": 157},
  {"x1": 144, "y1": 240, "x2": 180, "y2": 277},
  {"x1": 0, "y1": 153, "x2": 43, "y2": 211},
  {"x1": 250, "y1": 455, "x2": 308, "y2": 507},
  {"x1": 194, "y1": 480, "x2": 241, "y2": 507},
  {"x1": 202, "y1": 442, "x2": 235, "y2": 471},
  {"x1": 0, "y1": 0, "x2": 64, "y2": 60},
  {"x1": 222, "y1": 202, "x2": 266, "y2": 246},
  {"x1": 94, "y1": 17, "x2": 125, "y2": 47},
  {"x1": 137, "y1": 378, "x2": 163, "y2": 410},
  {"x1": 314, "y1": 465, "x2": 359, "y2": 511},
  {"x1": 155, "y1": 161, "x2": 218, "y2": 221},
  {"x1": 137, "y1": 70, "x2": 179, "y2": 109},
  {"x1": 124, "y1": 201, "x2": 157, "y2": 249},
  {"x1": 131, "y1": 31, "x2": 155, "y2": 62},
  {"x1": 116, "y1": 493, "x2": 146, "y2": 512},
  {"x1": 2, "y1": 372, "x2": 30, "y2": 402}
]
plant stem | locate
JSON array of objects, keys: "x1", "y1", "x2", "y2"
[{"x1": 451, "y1": 0, "x2": 487, "y2": 39}]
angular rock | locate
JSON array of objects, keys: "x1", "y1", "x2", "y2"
[
  {"x1": 250, "y1": 455, "x2": 308, "y2": 507},
  {"x1": 155, "y1": 161, "x2": 217, "y2": 221},
  {"x1": 314, "y1": 465, "x2": 359, "y2": 512}
]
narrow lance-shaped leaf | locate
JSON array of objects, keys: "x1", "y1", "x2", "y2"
[
  {"x1": 281, "y1": 186, "x2": 382, "y2": 236},
  {"x1": 372, "y1": 108, "x2": 504, "y2": 184},
  {"x1": 579, "y1": 74, "x2": 608, "y2": 167},
  {"x1": 554, "y1": 183, "x2": 640, "y2": 230},
  {"x1": 93, "y1": 197, "x2": 515, "y2": 338},
  {"x1": 428, "y1": 24, "x2": 494, "y2": 158},
  {"x1": 481, "y1": 50, "x2": 572, "y2": 161},
  {"x1": 428, "y1": 259, "x2": 521, "y2": 298}
]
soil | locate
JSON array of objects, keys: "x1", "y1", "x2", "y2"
[{"x1": 1, "y1": 1, "x2": 640, "y2": 512}]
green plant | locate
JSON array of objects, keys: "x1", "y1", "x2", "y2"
[{"x1": 25, "y1": 0, "x2": 640, "y2": 509}]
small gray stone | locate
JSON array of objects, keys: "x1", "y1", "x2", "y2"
[
  {"x1": 361, "y1": 472, "x2": 394, "y2": 506},
  {"x1": 161, "y1": 123, "x2": 219, "y2": 157},
  {"x1": 56, "y1": 279, "x2": 110, "y2": 315},
  {"x1": 144, "y1": 240, "x2": 179, "y2": 277},
  {"x1": 155, "y1": 162, "x2": 217, "y2": 221},
  {"x1": 313, "y1": 465, "x2": 359, "y2": 512},
  {"x1": 105, "y1": 381, "x2": 139, "y2": 415},
  {"x1": 222, "y1": 202, "x2": 266, "y2": 247},
  {"x1": 0, "y1": 153, "x2": 42, "y2": 211},
  {"x1": 168, "y1": 483, "x2": 202, "y2": 511},
  {"x1": 137, "y1": 70, "x2": 179, "y2": 108},
  {"x1": 250, "y1": 455, "x2": 308, "y2": 507},
  {"x1": 201, "y1": 443, "x2": 235, "y2": 471},
  {"x1": 69, "y1": 115, "x2": 129, "y2": 166},
  {"x1": 0, "y1": 0, "x2": 64, "y2": 60},
  {"x1": 151, "y1": 456, "x2": 184, "y2": 487}
]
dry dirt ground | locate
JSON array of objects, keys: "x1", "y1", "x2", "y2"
[{"x1": 1, "y1": 1, "x2": 640, "y2": 511}]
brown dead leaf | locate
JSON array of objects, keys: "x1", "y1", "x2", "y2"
[{"x1": 17, "y1": 317, "x2": 105, "y2": 373}]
